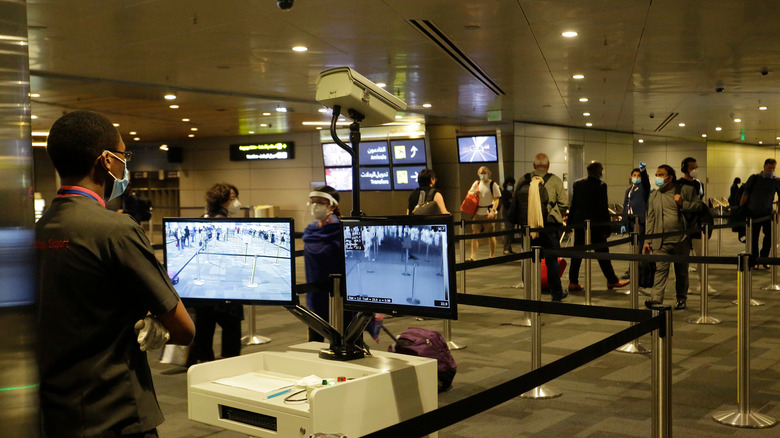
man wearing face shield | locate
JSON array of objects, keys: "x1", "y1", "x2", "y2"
[
  {"x1": 186, "y1": 183, "x2": 245, "y2": 367},
  {"x1": 36, "y1": 111, "x2": 195, "y2": 436},
  {"x1": 302, "y1": 185, "x2": 353, "y2": 341}
]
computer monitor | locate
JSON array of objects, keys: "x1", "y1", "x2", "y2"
[
  {"x1": 457, "y1": 135, "x2": 498, "y2": 163},
  {"x1": 341, "y1": 215, "x2": 457, "y2": 319},
  {"x1": 162, "y1": 218, "x2": 295, "y2": 306},
  {"x1": 324, "y1": 166, "x2": 353, "y2": 191},
  {"x1": 322, "y1": 142, "x2": 353, "y2": 167}
]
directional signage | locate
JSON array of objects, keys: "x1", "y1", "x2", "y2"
[
  {"x1": 393, "y1": 165, "x2": 427, "y2": 190},
  {"x1": 230, "y1": 142, "x2": 294, "y2": 161},
  {"x1": 390, "y1": 138, "x2": 427, "y2": 165}
]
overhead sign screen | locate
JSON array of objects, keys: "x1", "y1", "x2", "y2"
[
  {"x1": 325, "y1": 167, "x2": 353, "y2": 191},
  {"x1": 457, "y1": 136, "x2": 498, "y2": 163},
  {"x1": 322, "y1": 143, "x2": 353, "y2": 167},
  {"x1": 359, "y1": 167, "x2": 391, "y2": 191},
  {"x1": 358, "y1": 141, "x2": 390, "y2": 165},
  {"x1": 230, "y1": 142, "x2": 295, "y2": 161},
  {"x1": 393, "y1": 165, "x2": 427, "y2": 190},
  {"x1": 390, "y1": 139, "x2": 426, "y2": 165}
]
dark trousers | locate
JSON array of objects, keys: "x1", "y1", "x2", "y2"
[
  {"x1": 503, "y1": 220, "x2": 517, "y2": 252},
  {"x1": 188, "y1": 306, "x2": 242, "y2": 365},
  {"x1": 569, "y1": 230, "x2": 619, "y2": 284},
  {"x1": 532, "y1": 230, "x2": 563, "y2": 299},
  {"x1": 751, "y1": 218, "x2": 772, "y2": 258}
]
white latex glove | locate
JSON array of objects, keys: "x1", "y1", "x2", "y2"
[{"x1": 134, "y1": 316, "x2": 170, "y2": 351}]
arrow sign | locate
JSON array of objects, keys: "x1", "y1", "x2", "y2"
[{"x1": 410, "y1": 145, "x2": 418, "y2": 157}]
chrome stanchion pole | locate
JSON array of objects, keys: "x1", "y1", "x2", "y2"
[
  {"x1": 651, "y1": 306, "x2": 673, "y2": 438},
  {"x1": 445, "y1": 219, "x2": 467, "y2": 350},
  {"x1": 688, "y1": 224, "x2": 721, "y2": 324},
  {"x1": 241, "y1": 305, "x2": 272, "y2": 345},
  {"x1": 717, "y1": 205, "x2": 723, "y2": 257},
  {"x1": 521, "y1": 246, "x2": 561, "y2": 399},
  {"x1": 617, "y1": 232, "x2": 650, "y2": 354},
  {"x1": 762, "y1": 211, "x2": 780, "y2": 291},
  {"x1": 509, "y1": 226, "x2": 532, "y2": 327},
  {"x1": 713, "y1": 253, "x2": 777, "y2": 428},
  {"x1": 585, "y1": 220, "x2": 592, "y2": 305},
  {"x1": 734, "y1": 218, "x2": 764, "y2": 306}
]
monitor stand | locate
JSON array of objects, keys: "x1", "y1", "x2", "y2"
[{"x1": 286, "y1": 305, "x2": 373, "y2": 361}]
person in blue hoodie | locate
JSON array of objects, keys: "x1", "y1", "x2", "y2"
[
  {"x1": 303, "y1": 185, "x2": 351, "y2": 341},
  {"x1": 619, "y1": 163, "x2": 651, "y2": 279}
]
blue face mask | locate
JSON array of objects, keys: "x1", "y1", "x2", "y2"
[
  {"x1": 765, "y1": 172, "x2": 774, "y2": 178},
  {"x1": 631, "y1": 177, "x2": 641, "y2": 184},
  {"x1": 106, "y1": 153, "x2": 129, "y2": 201},
  {"x1": 655, "y1": 176, "x2": 667, "y2": 188},
  {"x1": 506, "y1": 185, "x2": 513, "y2": 192}
]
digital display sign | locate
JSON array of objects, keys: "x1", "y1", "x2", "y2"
[
  {"x1": 390, "y1": 139, "x2": 427, "y2": 165},
  {"x1": 325, "y1": 167, "x2": 353, "y2": 191},
  {"x1": 393, "y1": 165, "x2": 427, "y2": 190},
  {"x1": 322, "y1": 143, "x2": 353, "y2": 167},
  {"x1": 359, "y1": 167, "x2": 391, "y2": 191},
  {"x1": 230, "y1": 142, "x2": 294, "y2": 161},
  {"x1": 457, "y1": 135, "x2": 498, "y2": 163},
  {"x1": 358, "y1": 140, "x2": 390, "y2": 165}
]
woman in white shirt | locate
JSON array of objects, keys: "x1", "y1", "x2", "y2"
[{"x1": 467, "y1": 166, "x2": 501, "y2": 261}]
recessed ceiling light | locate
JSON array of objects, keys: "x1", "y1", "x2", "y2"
[
  {"x1": 276, "y1": 106, "x2": 287, "y2": 113},
  {"x1": 376, "y1": 82, "x2": 387, "y2": 88},
  {"x1": 638, "y1": 139, "x2": 644, "y2": 143},
  {"x1": 169, "y1": 104, "x2": 179, "y2": 109},
  {"x1": 585, "y1": 122, "x2": 593, "y2": 127},
  {"x1": 422, "y1": 103, "x2": 432, "y2": 108},
  {"x1": 129, "y1": 131, "x2": 137, "y2": 135},
  {"x1": 760, "y1": 141, "x2": 763, "y2": 144},
  {"x1": 395, "y1": 115, "x2": 403, "y2": 119},
  {"x1": 112, "y1": 123, "x2": 120, "y2": 127},
  {"x1": 562, "y1": 31, "x2": 578, "y2": 38},
  {"x1": 164, "y1": 94, "x2": 177, "y2": 100},
  {"x1": 715, "y1": 127, "x2": 722, "y2": 131},
  {"x1": 263, "y1": 112, "x2": 271, "y2": 116},
  {"x1": 188, "y1": 134, "x2": 195, "y2": 138},
  {"x1": 181, "y1": 118, "x2": 190, "y2": 122},
  {"x1": 316, "y1": 127, "x2": 322, "y2": 130},
  {"x1": 579, "y1": 97, "x2": 588, "y2": 102},
  {"x1": 190, "y1": 127, "x2": 198, "y2": 131},
  {"x1": 260, "y1": 123, "x2": 268, "y2": 127},
  {"x1": 32, "y1": 131, "x2": 49, "y2": 136},
  {"x1": 159, "y1": 144, "x2": 168, "y2": 151},
  {"x1": 30, "y1": 93, "x2": 40, "y2": 98},
  {"x1": 702, "y1": 134, "x2": 707, "y2": 138},
  {"x1": 583, "y1": 112, "x2": 590, "y2": 116},
  {"x1": 678, "y1": 122, "x2": 685, "y2": 127},
  {"x1": 292, "y1": 46, "x2": 308, "y2": 52},
  {"x1": 572, "y1": 74, "x2": 585, "y2": 79},
  {"x1": 759, "y1": 106, "x2": 768, "y2": 111},
  {"x1": 318, "y1": 108, "x2": 328, "y2": 113},
  {"x1": 133, "y1": 137, "x2": 140, "y2": 141},
  {"x1": 31, "y1": 115, "x2": 38, "y2": 119},
  {"x1": 248, "y1": 131, "x2": 255, "y2": 134},
  {"x1": 777, "y1": 136, "x2": 780, "y2": 140},
  {"x1": 734, "y1": 118, "x2": 742, "y2": 122}
]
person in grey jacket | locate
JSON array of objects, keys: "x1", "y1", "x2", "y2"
[{"x1": 643, "y1": 164, "x2": 705, "y2": 310}]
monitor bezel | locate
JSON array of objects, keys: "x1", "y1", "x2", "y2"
[
  {"x1": 340, "y1": 214, "x2": 458, "y2": 320},
  {"x1": 456, "y1": 134, "x2": 499, "y2": 164},
  {"x1": 162, "y1": 217, "x2": 296, "y2": 307}
]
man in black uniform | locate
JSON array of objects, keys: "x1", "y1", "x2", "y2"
[
  {"x1": 36, "y1": 111, "x2": 195, "y2": 437},
  {"x1": 567, "y1": 161, "x2": 629, "y2": 291}
]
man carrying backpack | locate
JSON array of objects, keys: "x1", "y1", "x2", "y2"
[{"x1": 508, "y1": 153, "x2": 569, "y2": 302}]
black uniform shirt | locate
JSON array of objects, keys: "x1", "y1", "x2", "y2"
[{"x1": 36, "y1": 194, "x2": 180, "y2": 436}]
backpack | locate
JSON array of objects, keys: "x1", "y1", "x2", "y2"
[
  {"x1": 411, "y1": 188, "x2": 442, "y2": 215},
  {"x1": 673, "y1": 183, "x2": 712, "y2": 238},
  {"x1": 392, "y1": 327, "x2": 457, "y2": 392},
  {"x1": 508, "y1": 172, "x2": 553, "y2": 226}
]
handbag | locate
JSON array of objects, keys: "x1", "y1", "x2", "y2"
[
  {"x1": 412, "y1": 188, "x2": 442, "y2": 215},
  {"x1": 638, "y1": 261, "x2": 656, "y2": 289},
  {"x1": 460, "y1": 192, "x2": 479, "y2": 215}
]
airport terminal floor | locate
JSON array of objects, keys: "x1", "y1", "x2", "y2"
[{"x1": 151, "y1": 230, "x2": 780, "y2": 437}]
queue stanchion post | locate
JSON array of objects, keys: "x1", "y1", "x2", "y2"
[
  {"x1": 688, "y1": 223, "x2": 721, "y2": 325},
  {"x1": 651, "y1": 305, "x2": 673, "y2": 438},
  {"x1": 713, "y1": 253, "x2": 777, "y2": 428},
  {"x1": 521, "y1": 246, "x2": 562, "y2": 399},
  {"x1": 717, "y1": 205, "x2": 723, "y2": 257},
  {"x1": 241, "y1": 305, "x2": 272, "y2": 345},
  {"x1": 733, "y1": 219, "x2": 764, "y2": 306},
  {"x1": 585, "y1": 220, "x2": 592, "y2": 305},
  {"x1": 508, "y1": 226, "x2": 532, "y2": 327},
  {"x1": 762, "y1": 211, "x2": 780, "y2": 291},
  {"x1": 445, "y1": 219, "x2": 467, "y2": 351},
  {"x1": 617, "y1": 231, "x2": 650, "y2": 354}
]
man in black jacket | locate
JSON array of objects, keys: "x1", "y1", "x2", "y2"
[{"x1": 567, "y1": 161, "x2": 629, "y2": 291}]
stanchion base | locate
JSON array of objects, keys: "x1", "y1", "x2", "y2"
[
  {"x1": 447, "y1": 341, "x2": 467, "y2": 350},
  {"x1": 520, "y1": 385, "x2": 562, "y2": 399},
  {"x1": 502, "y1": 317, "x2": 533, "y2": 327},
  {"x1": 732, "y1": 298, "x2": 765, "y2": 306},
  {"x1": 512, "y1": 281, "x2": 525, "y2": 289},
  {"x1": 712, "y1": 409, "x2": 777, "y2": 428},
  {"x1": 193, "y1": 279, "x2": 206, "y2": 285},
  {"x1": 761, "y1": 284, "x2": 780, "y2": 291},
  {"x1": 686, "y1": 315, "x2": 722, "y2": 325},
  {"x1": 614, "y1": 289, "x2": 631, "y2": 295},
  {"x1": 241, "y1": 335, "x2": 272, "y2": 346},
  {"x1": 615, "y1": 341, "x2": 650, "y2": 354}
]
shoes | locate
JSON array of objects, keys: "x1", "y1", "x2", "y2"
[
  {"x1": 764, "y1": 264, "x2": 770, "y2": 270},
  {"x1": 465, "y1": 258, "x2": 475, "y2": 262},
  {"x1": 620, "y1": 271, "x2": 630, "y2": 280},
  {"x1": 675, "y1": 300, "x2": 687, "y2": 310},
  {"x1": 503, "y1": 250, "x2": 515, "y2": 255},
  {"x1": 644, "y1": 300, "x2": 661, "y2": 309},
  {"x1": 739, "y1": 236, "x2": 746, "y2": 243},
  {"x1": 567, "y1": 283, "x2": 584, "y2": 292},
  {"x1": 607, "y1": 279, "x2": 630, "y2": 289},
  {"x1": 552, "y1": 291, "x2": 569, "y2": 302}
]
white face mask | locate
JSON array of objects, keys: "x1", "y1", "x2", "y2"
[
  {"x1": 689, "y1": 169, "x2": 699, "y2": 179},
  {"x1": 310, "y1": 203, "x2": 331, "y2": 221},
  {"x1": 479, "y1": 174, "x2": 489, "y2": 181},
  {"x1": 228, "y1": 198, "x2": 242, "y2": 216}
]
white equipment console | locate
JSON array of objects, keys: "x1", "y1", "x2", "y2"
[{"x1": 188, "y1": 342, "x2": 438, "y2": 437}]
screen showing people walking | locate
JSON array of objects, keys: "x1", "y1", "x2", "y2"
[
  {"x1": 162, "y1": 218, "x2": 295, "y2": 306},
  {"x1": 341, "y1": 215, "x2": 457, "y2": 319},
  {"x1": 457, "y1": 135, "x2": 498, "y2": 163}
]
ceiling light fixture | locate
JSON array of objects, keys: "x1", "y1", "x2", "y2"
[
  {"x1": 583, "y1": 112, "x2": 590, "y2": 116},
  {"x1": 292, "y1": 46, "x2": 308, "y2": 52},
  {"x1": 169, "y1": 104, "x2": 179, "y2": 109},
  {"x1": 562, "y1": 31, "x2": 578, "y2": 37},
  {"x1": 422, "y1": 103, "x2": 432, "y2": 108},
  {"x1": 376, "y1": 82, "x2": 387, "y2": 88},
  {"x1": 260, "y1": 123, "x2": 268, "y2": 127},
  {"x1": 133, "y1": 137, "x2": 140, "y2": 141},
  {"x1": 760, "y1": 141, "x2": 763, "y2": 144},
  {"x1": 734, "y1": 118, "x2": 742, "y2": 122},
  {"x1": 572, "y1": 74, "x2": 585, "y2": 79},
  {"x1": 638, "y1": 139, "x2": 644, "y2": 143},
  {"x1": 112, "y1": 123, "x2": 120, "y2": 127},
  {"x1": 30, "y1": 93, "x2": 40, "y2": 98},
  {"x1": 715, "y1": 127, "x2": 722, "y2": 131},
  {"x1": 31, "y1": 115, "x2": 38, "y2": 119},
  {"x1": 702, "y1": 134, "x2": 707, "y2": 138},
  {"x1": 263, "y1": 112, "x2": 271, "y2": 116},
  {"x1": 159, "y1": 144, "x2": 168, "y2": 151},
  {"x1": 129, "y1": 131, "x2": 137, "y2": 135},
  {"x1": 188, "y1": 134, "x2": 195, "y2": 138},
  {"x1": 318, "y1": 108, "x2": 328, "y2": 113},
  {"x1": 190, "y1": 127, "x2": 198, "y2": 131},
  {"x1": 585, "y1": 122, "x2": 592, "y2": 127},
  {"x1": 760, "y1": 106, "x2": 768, "y2": 111},
  {"x1": 276, "y1": 106, "x2": 287, "y2": 113},
  {"x1": 678, "y1": 122, "x2": 685, "y2": 127},
  {"x1": 164, "y1": 94, "x2": 177, "y2": 100},
  {"x1": 181, "y1": 118, "x2": 190, "y2": 122},
  {"x1": 302, "y1": 121, "x2": 351, "y2": 126},
  {"x1": 579, "y1": 97, "x2": 588, "y2": 102},
  {"x1": 31, "y1": 131, "x2": 49, "y2": 136},
  {"x1": 395, "y1": 115, "x2": 403, "y2": 119}
]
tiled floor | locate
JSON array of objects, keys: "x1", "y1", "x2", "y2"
[{"x1": 152, "y1": 230, "x2": 780, "y2": 437}]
